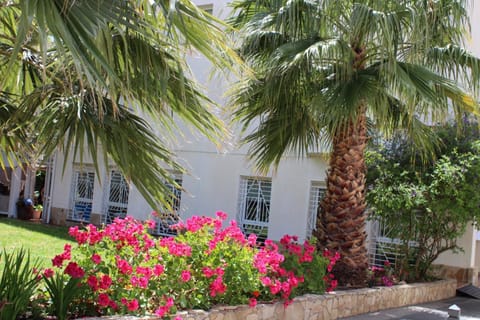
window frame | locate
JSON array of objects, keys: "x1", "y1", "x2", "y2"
[
  {"x1": 306, "y1": 181, "x2": 327, "y2": 238},
  {"x1": 102, "y1": 169, "x2": 130, "y2": 224},
  {"x1": 237, "y1": 176, "x2": 272, "y2": 240},
  {"x1": 151, "y1": 173, "x2": 183, "y2": 237},
  {"x1": 68, "y1": 167, "x2": 95, "y2": 223}
]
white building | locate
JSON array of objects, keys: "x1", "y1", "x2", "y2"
[
  {"x1": 0, "y1": 0, "x2": 478, "y2": 285},
  {"x1": 37, "y1": 0, "x2": 328, "y2": 243}
]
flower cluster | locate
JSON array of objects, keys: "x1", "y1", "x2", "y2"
[
  {"x1": 322, "y1": 248, "x2": 341, "y2": 292},
  {"x1": 43, "y1": 212, "x2": 335, "y2": 319},
  {"x1": 367, "y1": 260, "x2": 397, "y2": 287}
]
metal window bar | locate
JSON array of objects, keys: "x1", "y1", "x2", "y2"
[
  {"x1": 306, "y1": 182, "x2": 326, "y2": 239},
  {"x1": 68, "y1": 170, "x2": 94, "y2": 222},
  {"x1": 368, "y1": 220, "x2": 419, "y2": 268},
  {"x1": 237, "y1": 177, "x2": 271, "y2": 241},
  {"x1": 103, "y1": 170, "x2": 129, "y2": 224},
  {"x1": 152, "y1": 176, "x2": 182, "y2": 237}
]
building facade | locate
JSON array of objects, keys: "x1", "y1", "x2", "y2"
[{"x1": 0, "y1": 0, "x2": 478, "y2": 284}]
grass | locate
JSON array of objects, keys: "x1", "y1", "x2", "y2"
[{"x1": 0, "y1": 216, "x2": 75, "y2": 267}]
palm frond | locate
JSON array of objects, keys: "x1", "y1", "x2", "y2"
[
  {"x1": 229, "y1": 0, "x2": 479, "y2": 171},
  {"x1": 27, "y1": 89, "x2": 183, "y2": 210},
  {"x1": 427, "y1": 45, "x2": 480, "y2": 93}
]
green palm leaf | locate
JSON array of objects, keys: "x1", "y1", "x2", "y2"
[{"x1": 229, "y1": 0, "x2": 480, "y2": 286}]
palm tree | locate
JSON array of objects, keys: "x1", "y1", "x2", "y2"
[
  {"x1": 0, "y1": 0, "x2": 239, "y2": 208},
  {"x1": 229, "y1": 0, "x2": 480, "y2": 286}
]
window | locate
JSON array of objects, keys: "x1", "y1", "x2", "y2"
[
  {"x1": 103, "y1": 170, "x2": 129, "y2": 224},
  {"x1": 237, "y1": 177, "x2": 271, "y2": 240},
  {"x1": 69, "y1": 169, "x2": 95, "y2": 222},
  {"x1": 151, "y1": 174, "x2": 183, "y2": 237},
  {"x1": 368, "y1": 220, "x2": 418, "y2": 268},
  {"x1": 306, "y1": 181, "x2": 326, "y2": 238}
]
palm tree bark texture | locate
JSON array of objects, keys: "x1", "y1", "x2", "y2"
[{"x1": 315, "y1": 108, "x2": 368, "y2": 287}]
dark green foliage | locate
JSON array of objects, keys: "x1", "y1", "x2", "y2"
[{"x1": 366, "y1": 120, "x2": 480, "y2": 281}]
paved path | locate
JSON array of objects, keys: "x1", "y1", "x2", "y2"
[{"x1": 341, "y1": 296, "x2": 480, "y2": 319}]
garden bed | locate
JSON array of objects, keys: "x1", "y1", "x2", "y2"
[{"x1": 90, "y1": 279, "x2": 456, "y2": 320}]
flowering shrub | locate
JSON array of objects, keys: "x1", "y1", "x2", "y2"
[
  {"x1": 367, "y1": 260, "x2": 397, "y2": 287},
  {"x1": 43, "y1": 212, "x2": 337, "y2": 319}
]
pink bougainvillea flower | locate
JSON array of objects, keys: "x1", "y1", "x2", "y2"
[
  {"x1": 69, "y1": 226, "x2": 89, "y2": 245},
  {"x1": 109, "y1": 300, "x2": 119, "y2": 310},
  {"x1": 154, "y1": 307, "x2": 167, "y2": 317},
  {"x1": 249, "y1": 298, "x2": 257, "y2": 308},
  {"x1": 154, "y1": 297, "x2": 174, "y2": 317},
  {"x1": 146, "y1": 219, "x2": 156, "y2": 229},
  {"x1": 209, "y1": 276, "x2": 226, "y2": 297},
  {"x1": 52, "y1": 254, "x2": 65, "y2": 268},
  {"x1": 269, "y1": 280, "x2": 282, "y2": 295},
  {"x1": 327, "y1": 279, "x2": 338, "y2": 292},
  {"x1": 64, "y1": 262, "x2": 85, "y2": 278},
  {"x1": 116, "y1": 258, "x2": 133, "y2": 275},
  {"x1": 131, "y1": 275, "x2": 149, "y2": 288},
  {"x1": 127, "y1": 299, "x2": 139, "y2": 311},
  {"x1": 99, "y1": 274, "x2": 112, "y2": 289},
  {"x1": 260, "y1": 276, "x2": 272, "y2": 286},
  {"x1": 215, "y1": 211, "x2": 227, "y2": 221},
  {"x1": 43, "y1": 268, "x2": 54, "y2": 278},
  {"x1": 202, "y1": 267, "x2": 215, "y2": 278},
  {"x1": 98, "y1": 293, "x2": 110, "y2": 307},
  {"x1": 247, "y1": 233, "x2": 257, "y2": 246},
  {"x1": 87, "y1": 275, "x2": 99, "y2": 291},
  {"x1": 181, "y1": 270, "x2": 191, "y2": 282},
  {"x1": 91, "y1": 253, "x2": 102, "y2": 264},
  {"x1": 153, "y1": 264, "x2": 164, "y2": 276},
  {"x1": 63, "y1": 244, "x2": 72, "y2": 255},
  {"x1": 136, "y1": 266, "x2": 153, "y2": 278}
]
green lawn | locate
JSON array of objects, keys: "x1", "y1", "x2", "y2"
[{"x1": 0, "y1": 217, "x2": 75, "y2": 267}]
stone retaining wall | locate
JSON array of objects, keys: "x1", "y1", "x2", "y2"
[{"x1": 95, "y1": 279, "x2": 457, "y2": 320}]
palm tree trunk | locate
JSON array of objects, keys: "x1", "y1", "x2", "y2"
[{"x1": 314, "y1": 106, "x2": 368, "y2": 287}]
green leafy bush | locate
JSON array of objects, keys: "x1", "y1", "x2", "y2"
[
  {"x1": 367, "y1": 120, "x2": 480, "y2": 281},
  {"x1": 41, "y1": 212, "x2": 336, "y2": 319}
]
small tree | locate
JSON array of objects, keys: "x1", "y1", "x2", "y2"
[{"x1": 366, "y1": 121, "x2": 480, "y2": 281}]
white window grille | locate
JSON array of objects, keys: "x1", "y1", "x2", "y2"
[
  {"x1": 68, "y1": 169, "x2": 95, "y2": 222},
  {"x1": 368, "y1": 220, "x2": 418, "y2": 268},
  {"x1": 237, "y1": 177, "x2": 271, "y2": 240},
  {"x1": 306, "y1": 181, "x2": 326, "y2": 238},
  {"x1": 152, "y1": 174, "x2": 182, "y2": 237},
  {"x1": 103, "y1": 170, "x2": 129, "y2": 224}
]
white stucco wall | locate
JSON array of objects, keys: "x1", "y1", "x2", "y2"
[
  {"x1": 50, "y1": 147, "x2": 328, "y2": 241},
  {"x1": 434, "y1": 224, "x2": 477, "y2": 269}
]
